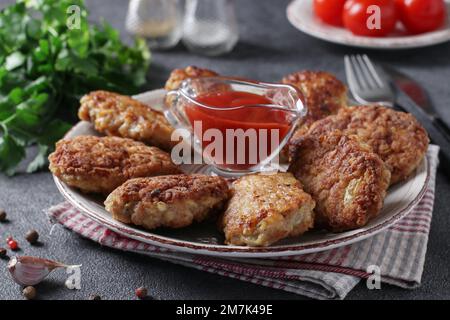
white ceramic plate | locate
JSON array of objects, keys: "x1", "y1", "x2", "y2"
[
  {"x1": 287, "y1": 0, "x2": 450, "y2": 49},
  {"x1": 52, "y1": 89, "x2": 430, "y2": 258}
]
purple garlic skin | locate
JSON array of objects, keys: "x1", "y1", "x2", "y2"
[{"x1": 8, "y1": 256, "x2": 71, "y2": 286}]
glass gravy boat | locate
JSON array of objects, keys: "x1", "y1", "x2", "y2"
[{"x1": 164, "y1": 77, "x2": 306, "y2": 177}]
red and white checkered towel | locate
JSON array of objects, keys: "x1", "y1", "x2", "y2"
[{"x1": 46, "y1": 145, "x2": 439, "y2": 300}]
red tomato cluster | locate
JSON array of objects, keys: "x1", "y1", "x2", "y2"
[{"x1": 313, "y1": 0, "x2": 447, "y2": 37}]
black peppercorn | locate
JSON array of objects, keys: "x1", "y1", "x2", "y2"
[
  {"x1": 25, "y1": 230, "x2": 39, "y2": 244},
  {"x1": 23, "y1": 286, "x2": 36, "y2": 300},
  {"x1": 0, "y1": 209, "x2": 6, "y2": 222},
  {"x1": 0, "y1": 247, "x2": 6, "y2": 258}
]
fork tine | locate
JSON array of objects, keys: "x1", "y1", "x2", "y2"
[
  {"x1": 345, "y1": 55, "x2": 362, "y2": 92},
  {"x1": 345, "y1": 54, "x2": 395, "y2": 106},
  {"x1": 350, "y1": 55, "x2": 369, "y2": 90},
  {"x1": 344, "y1": 55, "x2": 356, "y2": 89},
  {"x1": 356, "y1": 54, "x2": 377, "y2": 89},
  {"x1": 361, "y1": 54, "x2": 385, "y2": 88}
]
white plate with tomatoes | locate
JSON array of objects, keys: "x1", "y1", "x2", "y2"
[{"x1": 287, "y1": 0, "x2": 450, "y2": 49}]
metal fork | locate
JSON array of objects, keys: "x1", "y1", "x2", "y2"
[{"x1": 344, "y1": 54, "x2": 395, "y2": 107}]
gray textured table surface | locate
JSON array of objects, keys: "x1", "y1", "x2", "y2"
[{"x1": 1, "y1": 0, "x2": 449, "y2": 300}]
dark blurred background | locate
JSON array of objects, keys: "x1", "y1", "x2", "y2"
[{"x1": 0, "y1": 0, "x2": 449, "y2": 300}]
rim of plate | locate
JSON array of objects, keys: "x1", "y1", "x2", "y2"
[
  {"x1": 51, "y1": 89, "x2": 431, "y2": 258},
  {"x1": 287, "y1": 0, "x2": 450, "y2": 50},
  {"x1": 53, "y1": 158, "x2": 430, "y2": 257}
]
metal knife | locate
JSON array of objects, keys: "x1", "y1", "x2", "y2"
[{"x1": 383, "y1": 65, "x2": 450, "y2": 141}]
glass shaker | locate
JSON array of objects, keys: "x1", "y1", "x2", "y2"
[
  {"x1": 126, "y1": 0, "x2": 183, "y2": 50},
  {"x1": 182, "y1": 0, "x2": 239, "y2": 56}
]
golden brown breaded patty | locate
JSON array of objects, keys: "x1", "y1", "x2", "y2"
[
  {"x1": 78, "y1": 90, "x2": 175, "y2": 151},
  {"x1": 164, "y1": 66, "x2": 219, "y2": 92},
  {"x1": 280, "y1": 71, "x2": 348, "y2": 162},
  {"x1": 282, "y1": 71, "x2": 348, "y2": 125},
  {"x1": 290, "y1": 105, "x2": 429, "y2": 184},
  {"x1": 288, "y1": 130, "x2": 391, "y2": 232},
  {"x1": 49, "y1": 136, "x2": 181, "y2": 195},
  {"x1": 164, "y1": 66, "x2": 219, "y2": 106},
  {"x1": 105, "y1": 174, "x2": 230, "y2": 230},
  {"x1": 220, "y1": 173, "x2": 315, "y2": 247}
]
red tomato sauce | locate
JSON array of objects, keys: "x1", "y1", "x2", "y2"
[{"x1": 185, "y1": 91, "x2": 294, "y2": 170}]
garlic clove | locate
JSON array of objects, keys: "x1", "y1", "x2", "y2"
[{"x1": 8, "y1": 256, "x2": 80, "y2": 286}]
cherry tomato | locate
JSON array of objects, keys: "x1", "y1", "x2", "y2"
[
  {"x1": 396, "y1": 0, "x2": 446, "y2": 34},
  {"x1": 343, "y1": 0, "x2": 398, "y2": 37},
  {"x1": 313, "y1": 0, "x2": 347, "y2": 26}
]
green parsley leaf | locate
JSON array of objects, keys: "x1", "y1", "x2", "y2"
[{"x1": 0, "y1": 0, "x2": 151, "y2": 175}]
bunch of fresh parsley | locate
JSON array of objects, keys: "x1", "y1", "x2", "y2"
[{"x1": 0, "y1": 0, "x2": 151, "y2": 175}]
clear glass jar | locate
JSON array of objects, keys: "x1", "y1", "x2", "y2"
[
  {"x1": 126, "y1": 0, "x2": 183, "y2": 50},
  {"x1": 182, "y1": 0, "x2": 239, "y2": 56}
]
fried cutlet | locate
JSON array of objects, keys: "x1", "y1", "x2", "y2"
[
  {"x1": 49, "y1": 136, "x2": 181, "y2": 195},
  {"x1": 105, "y1": 174, "x2": 230, "y2": 230},
  {"x1": 288, "y1": 130, "x2": 391, "y2": 232},
  {"x1": 79, "y1": 90, "x2": 175, "y2": 151},
  {"x1": 164, "y1": 66, "x2": 219, "y2": 106},
  {"x1": 290, "y1": 105, "x2": 429, "y2": 184},
  {"x1": 282, "y1": 70, "x2": 348, "y2": 125},
  {"x1": 164, "y1": 66, "x2": 219, "y2": 92},
  {"x1": 220, "y1": 173, "x2": 315, "y2": 247},
  {"x1": 280, "y1": 70, "x2": 348, "y2": 161}
]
